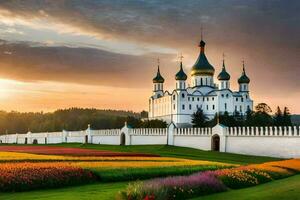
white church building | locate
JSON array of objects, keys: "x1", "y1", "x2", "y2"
[{"x1": 148, "y1": 39, "x2": 253, "y2": 127}]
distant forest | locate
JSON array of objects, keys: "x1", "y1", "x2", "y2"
[{"x1": 0, "y1": 108, "x2": 166, "y2": 134}]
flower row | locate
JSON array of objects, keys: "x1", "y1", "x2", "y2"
[
  {"x1": 0, "y1": 162, "x2": 97, "y2": 191},
  {"x1": 0, "y1": 146, "x2": 158, "y2": 157},
  {"x1": 118, "y1": 159, "x2": 300, "y2": 200}
]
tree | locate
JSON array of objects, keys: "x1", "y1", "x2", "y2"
[
  {"x1": 255, "y1": 103, "x2": 272, "y2": 114},
  {"x1": 283, "y1": 107, "x2": 292, "y2": 126},
  {"x1": 191, "y1": 109, "x2": 208, "y2": 127},
  {"x1": 274, "y1": 106, "x2": 284, "y2": 126},
  {"x1": 252, "y1": 103, "x2": 273, "y2": 126}
]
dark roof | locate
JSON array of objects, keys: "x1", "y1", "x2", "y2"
[
  {"x1": 217, "y1": 60, "x2": 230, "y2": 80},
  {"x1": 238, "y1": 65, "x2": 250, "y2": 84},
  {"x1": 175, "y1": 61, "x2": 187, "y2": 80},
  {"x1": 153, "y1": 65, "x2": 165, "y2": 83},
  {"x1": 191, "y1": 40, "x2": 215, "y2": 76}
]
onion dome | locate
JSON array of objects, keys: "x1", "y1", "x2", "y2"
[
  {"x1": 175, "y1": 61, "x2": 187, "y2": 80},
  {"x1": 153, "y1": 65, "x2": 164, "y2": 83},
  {"x1": 217, "y1": 60, "x2": 230, "y2": 80},
  {"x1": 238, "y1": 63, "x2": 250, "y2": 84},
  {"x1": 191, "y1": 40, "x2": 215, "y2": 76}
]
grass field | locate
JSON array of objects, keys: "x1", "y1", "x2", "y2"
[
  {"x1": 1, "y1": 175, "x2": 300, "y2": 200},
  {"x1": 42, "y1": 143, "x2": 280, "y2": 165}
]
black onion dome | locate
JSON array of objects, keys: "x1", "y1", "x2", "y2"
[
  {"x1": 175, "y1": 62, "x2": 187, "y2": 80},
  {"x1": 153, "y1": 66, "x2": 165, "y2": 83},
  {"x1": 217, "y1": 60, "x2": 230, "y2": 80},
  {"x1": 238, "y1": 65, "x2": 250, "y2": 84},
  {"x1": 191, "y1": 40, "x2": 215, "y2": 76}
]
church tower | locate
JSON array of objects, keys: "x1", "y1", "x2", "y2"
[
  {"x1": 217, "y1": 56, "x2": 230, "y2": 89},
  {"x1": 175, "y1": 58, "x2": 187, "y2": 90},
  {"x1": 190, "y1": 39, "x2": 215, "y2": 87},
  {"x1": 238, "y1": 61, "x2": 250, "y2": 92},
  {"x1": 152, "y1": 62, "x2": 164, "y2": 96}
]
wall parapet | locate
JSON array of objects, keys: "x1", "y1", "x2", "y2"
[
  {"x1": 129, "y1": 128, "x2": 167, "y2": 136},
  {"x1": 226, "y1": 126, "x2": 300, "y2": 137},
  {"x1": 90, "y1": 129, "x2": 120, "y2": 136},
  {"x1": 174, "y1": 127, "x2": 212, "y2": 136}
]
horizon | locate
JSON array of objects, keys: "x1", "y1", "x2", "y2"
[{"x1": 0, "y1": 1, "x2": 299, "y2": 113}]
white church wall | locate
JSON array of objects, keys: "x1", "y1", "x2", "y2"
[{"x1": 173, "y1": 127, "x2": 212, "y2": 150}]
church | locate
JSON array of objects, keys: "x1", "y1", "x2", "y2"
[{"x1": 148, "y1": 39, "x2": 253, "y2": 127}]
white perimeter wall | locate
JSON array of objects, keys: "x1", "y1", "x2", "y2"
[{"x1": 1, "y1": 125, "x2": 300, "y2": 159}]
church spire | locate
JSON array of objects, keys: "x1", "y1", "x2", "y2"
[
  {"x1": 238, "y1": 60, "x2": 250, "y2": 84},
  {"x1": 153, "y1": 58, "x2": 164, "y2": 83},
  {"x1": 217, "y1": 53, "x2": 230, "y2": 81}
]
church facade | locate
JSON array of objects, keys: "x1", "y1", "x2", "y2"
[{"x1": 148, "y1": 39, "x2": 253, "y2": 127}]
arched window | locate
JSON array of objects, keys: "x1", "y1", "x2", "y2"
[
  {"x1": 189, "y1": 104, "x2": 192, "y2": 110},
  {"x1": 201, "y1": 78, "x2": 203, "y2": 85},
  {"x1": 182, "y1": 104, "x2": 185, "y2": 110},
  {"x1": 182, "y1": 93, "x2": 185, "y2": 98},
  {"x1": 173, "y1": 95, "x2": 176, "y2": 100}
]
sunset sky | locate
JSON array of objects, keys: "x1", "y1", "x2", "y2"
[{"x1": 0, "y1": 0, "x2": 299, "y2": 113}]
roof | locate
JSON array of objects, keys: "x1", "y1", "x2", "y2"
[
  {"x1": 191, "y1": 40, "x2": 215, "y2": 76},
  {"x1": 217, "y1": 60, "x2": 230, "y2": 80},
  {"x1": 153, "y1": 65, "x2": 165, "y2": 83},
  {"x1": 175, "y1": 62, "x2": 187, "y2": 80}
]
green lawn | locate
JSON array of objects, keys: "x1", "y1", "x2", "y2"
[
  {"x1": 1, "y1": 175, "x2": 300, "y2": 200},
  {"x1": 192, "y1": 174, "x2": 300, "y2": 200},
  {"x1": 50, "y1": 143, "x2": 280, "y2": 165},
  {"x1": 0, "y1": 182, "x2": 126, "y2": 200}
]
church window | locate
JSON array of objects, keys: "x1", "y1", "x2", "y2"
[
  {"x1": 192, "y1": 97, "x2": 194, "y2": 101},
  {"x1": 188, "y1": 97, "x2": 190, "y2": 101},
  {"x1": 226, "y1": 94, "x2": 229, "y2": 98},
  {"x1": 203, "y1": 97, "x2": 205, "y2": 101},
  {"x1": 225, "y1": 103, "x2": 227, "y2": 110},
  {"x1": 197, "y1": 97, "x2": 199, "y2": 101},
  {"x1": 189, "y1": 104, "x2": 192, "y2": 110},
  {"x1": 241, "y1": 97, "x2": 244, "y2": 102},
  {"x1": 182, "y1": 104, "x2": 185, "y2": 110},
  {"x1": 173, "y1": 104, "x2": 175, "y2": 110},
  {"x1": 236, "y1": 97, "x2": 238, "y2": 102},
  {"x1": 212, "y1": 97, "x2": 214, "y2": 101},
  {"x1": 246, "y1": 95, "x2": 248, "y2": 99},
  {"x1": 200, "y1": 78, "x2": 203, "y2": 85},
  {"x1": 221, "y1": 94, "x2": 224, "y2": 98},
  {"x1": 207, "y1": 97, "x2": 209, "y2": 101},
  {"x1": 182, "y1": 93, "x2": 185, "y2": 98},
  {"x1": 173, "y1": 95, "x2": 176, "y2": 100},
  {"x1": 206, "y1": 105, "x2": 209, "y2": 110},
  {"x1": 212, "y1": 105, "x2": 215, "y2": 110}
]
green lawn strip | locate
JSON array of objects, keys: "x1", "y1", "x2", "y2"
[
  {"x1": 88, "y1": 165, "x2": 231, "y2": 182},
  {"x1": 0, "y1": 182, "x2": 127, "y2": 200},
  {"x1": 191, "y1": 174, "x2": 300, "y2": 200},
  {"x1": 15, "y1": 143, "x2": 281, "y2": 165}
]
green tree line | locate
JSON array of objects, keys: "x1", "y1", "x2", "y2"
[
  {"x1": 0, "y1": 108, "x2": 166, "y2": 134},
  {"x1": 192, "y1": 103, "x2": 293, "y2": 127}
]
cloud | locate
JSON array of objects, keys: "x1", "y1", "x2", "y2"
[{"x1": 0, "y1": 39, "x2": 176, "y2": 88}]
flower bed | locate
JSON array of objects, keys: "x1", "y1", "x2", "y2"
[
  {"x1": 118, "y1": 172, "x2": 226, "y2": 200},
  {"x1": 119, "y1": 159, "x2": 300, "y2": 200},
  {"x1": 0, "y1": 146, "x2": 158, "y2": 157},
  {"x1": 0, "y1": 162, "x2": 97, "y2": 191}
]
